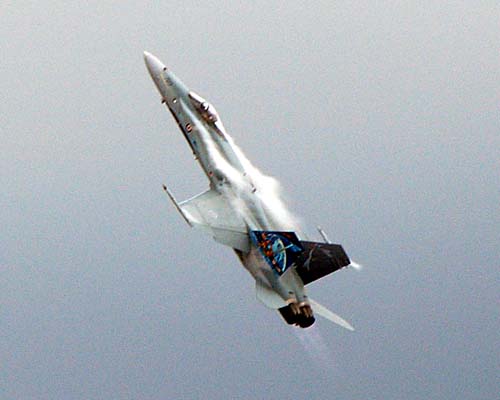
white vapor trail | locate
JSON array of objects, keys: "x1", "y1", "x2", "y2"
[
  {"x1": 228, "y1": 138, "x2": 302, "y2": 232},
  {"x1": 293, "y1": 325, "x2": 337, "y2": 371},
  {"x1": 349, "y1": 261, "x2": 363, "y2": 271},
  {"x1": 199, "y1": 126, "x2": 303, "y2": 233}
]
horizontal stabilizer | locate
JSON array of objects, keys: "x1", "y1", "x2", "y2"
[
  {"x1": 177, "y1": 189, "x2": 250, "y2": 252},
  {"x1": 310, "y1": 299, "x2": 354, "y2": 331},
  {"x1": 295, "y1": 241, "x2": 350, "y2": 285}
]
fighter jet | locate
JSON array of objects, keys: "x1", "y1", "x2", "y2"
[{"x1": 144, "y1": 52, "x2": 354, "y2": 329}]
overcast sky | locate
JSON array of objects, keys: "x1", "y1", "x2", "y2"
[{"x1": 1, "y1": 2, "x2": 499, "y2": 399}]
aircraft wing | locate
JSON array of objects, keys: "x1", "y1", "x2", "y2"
[
  {"x1": 178, "y1": 189, "x2": 250, "y2": 252},
  {"x1": 295, "y1": 241, "x2": 350, "y2": 285}
]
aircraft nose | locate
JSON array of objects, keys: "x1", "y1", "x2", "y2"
[{"x1": 143, "y1": 51, "x2": 166, "y2": 78}]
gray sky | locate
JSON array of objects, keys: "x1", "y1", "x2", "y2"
[{"x1": 1, "y1": 2, "x2": 499, "y2": 399}]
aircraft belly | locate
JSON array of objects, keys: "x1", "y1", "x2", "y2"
[
  {"x1": 238, "y1": 246, "x2": 306, "y2": 306},
  {"x1": 239, "y1": 246, "x2": 267, "y2": 278}
]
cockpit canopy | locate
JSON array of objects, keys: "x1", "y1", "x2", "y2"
[{"x1": 188, "y1": 91, "x2": 219, "y2": 123}]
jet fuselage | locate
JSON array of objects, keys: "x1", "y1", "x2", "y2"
[{"x1": 144, "y1": 52, "x2": 353, "y2": 329}]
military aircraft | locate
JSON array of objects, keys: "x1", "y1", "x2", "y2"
[{"x1": 144, "y1": 52, "x2": 354, "y2": 329}]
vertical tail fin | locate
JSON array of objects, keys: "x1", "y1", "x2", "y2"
[
  {"x1": 250, "y1": 231, "x2": 303, "y2": 275},
  {"x1": 295, "y1": 241, "x2": 351, "y2": 285}
]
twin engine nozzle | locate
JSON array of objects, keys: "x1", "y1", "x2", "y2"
[{"x1": 279, "y1": 302, "x2": 316, "y2": 328}]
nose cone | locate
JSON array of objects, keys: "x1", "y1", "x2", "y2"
[
  {"x1": 143, "y1": 51, "x2": 166, "y2": 78},
  {"x1": 143, "y1": 51, "x2": 190, "y2": 100}
]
